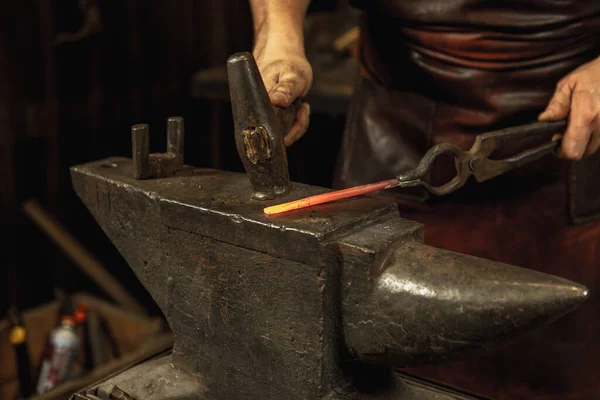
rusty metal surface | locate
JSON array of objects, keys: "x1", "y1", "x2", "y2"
[{"x1": 69, "y1": 152, "x2": 587, "y2": 400}]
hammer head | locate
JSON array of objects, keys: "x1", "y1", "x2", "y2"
[{"x1": 227, "y1": 52, "x2": 296, "y2": 200}]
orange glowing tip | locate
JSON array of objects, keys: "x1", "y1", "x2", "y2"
[{"x1": 263, "y1": 178, "x2": 401, "y2": 215}]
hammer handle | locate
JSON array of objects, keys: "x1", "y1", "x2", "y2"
[{"x1": 274, "y1": 100, "x2": 302, "y2": 137}]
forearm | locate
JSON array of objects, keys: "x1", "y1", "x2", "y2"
[{"x1": 249, "y1": 0, "x2": 311, "y2": 55}]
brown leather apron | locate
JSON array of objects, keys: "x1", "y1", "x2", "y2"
[{"x1": 336, "y1": 1, "x2": 600, "y2": 399}]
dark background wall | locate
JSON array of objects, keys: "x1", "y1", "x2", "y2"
[{"x1": 0, "y1": 0, "x2": 347, "y2": 317}]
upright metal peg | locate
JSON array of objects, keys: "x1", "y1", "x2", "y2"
[
  {"x1": 132, "y1": 124, "x2": 150, "y2": 179},
  {"x1": 131, "y1": 117, "x2": 185, "y2": 179},
  {"x1": 167, "y1": 116, "x2": 184, "y2": 165}
]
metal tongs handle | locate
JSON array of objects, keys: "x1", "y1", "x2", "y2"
[
  {"x1": 472, "y1": 120, "x2": 566, "y2": 181},
  {"x1": 395, "y1": 120, "x2": 567, "y2": 196},
  {"x1": 263, "y1": 120, "x2": 567, "y2": 215}
]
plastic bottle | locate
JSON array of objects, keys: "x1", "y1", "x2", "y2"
[{"x1": 35, "y1": 315, "x2": 80, "y2": 394}]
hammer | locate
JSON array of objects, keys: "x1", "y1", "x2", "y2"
[{"x1": 227, "y1": 52, "x2": 299, "y2": 200}]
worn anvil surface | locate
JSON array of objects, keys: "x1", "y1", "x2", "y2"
[{"x1": 70, "y1": 155, "x2": 587, "y2": 400}]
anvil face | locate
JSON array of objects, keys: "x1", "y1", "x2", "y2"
[{"x1": 70, "y1": 157, "x2": 587, "y2": 400}]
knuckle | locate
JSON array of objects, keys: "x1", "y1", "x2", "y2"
[
  {"x1": 580, "y1": 110, "x2": 595, "y2": 125},
  {"x1": 559, "y1": 77, "x2": 578, "y2": 93},
  {"x1": 298, "y1": 120, "x2": 307, "y2": 133},
  {"x1": 567, "y1": 72, "x2": 580, "y2": 82},
  {"x1": 547, "y1": 101, "x2": 562, "y2": 110},
  {"x1": 279, "y1": 80, "x2": 295, "y2": 92},
  {"x1": 564, "y1": 146, "x2": 581, "y2": 160},
  {"x1": 556, "y1": 78, "x2": 569, "y2": 91},
  {"x1": 300, "y1": 115, "x2": 309, "y2": 130},
  {"x1": 273, "y1": 87, "x2": 293, "y2": 101},
  {"x1": 283, "y1": 62, "x2": 299, "y2": 73}
]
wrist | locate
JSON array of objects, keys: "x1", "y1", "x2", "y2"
[{"x1": 254, "y1": 18, "x2": 306, "y2": 58}]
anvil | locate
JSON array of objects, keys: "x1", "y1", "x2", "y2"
[{"x1": 69, "y1": 53, "x2": 588, "y2": 400}]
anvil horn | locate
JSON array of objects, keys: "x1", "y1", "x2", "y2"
[{"x1": 344, "y1": 242, "x2": 588, "y2": 367}]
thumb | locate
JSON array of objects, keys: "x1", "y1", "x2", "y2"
[
  {"x1": 539, "y1": 82, "x2": 573, "y2": 121},
  {"x1": 268, "y1": 79, "x2": 298, "y2": 108}
]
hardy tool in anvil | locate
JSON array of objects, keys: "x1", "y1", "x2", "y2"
[{"x1": 69, "y1": 52, "x2": 588, "y2": 400}]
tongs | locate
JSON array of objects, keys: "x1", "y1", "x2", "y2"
[{"x1": 263, "y1": 120, "x2": 567, "y2": 215}]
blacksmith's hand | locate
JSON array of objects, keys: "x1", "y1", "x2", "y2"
[
  {"x1": 253, "y1": 46, "x2": 312, "y2": 147},
  {"x1": 539, "y1": 56, "x2": 600, "y2": 160},
  {"x1": 249, "y1": 0, "x2": 313, "y2": 146}
]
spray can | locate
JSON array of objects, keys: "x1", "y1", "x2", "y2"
[{"x1": 35, "y1": 315, "x2": 80, "y2": 395}]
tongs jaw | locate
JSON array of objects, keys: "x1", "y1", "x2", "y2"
[
  {"x1": 395, "y1": 120, "x2": 567, "y2": 196},
  {"x1": 263, "y1": 120, "x2": 567, "y2": 215}
]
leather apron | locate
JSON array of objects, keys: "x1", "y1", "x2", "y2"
[{"x1": 336, "y1": 1, "x2": 600, "y2": 399}]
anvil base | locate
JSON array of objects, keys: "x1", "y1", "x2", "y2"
[{"x1": 71, "y1": 351, "x2": 489, "y2": 400}]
